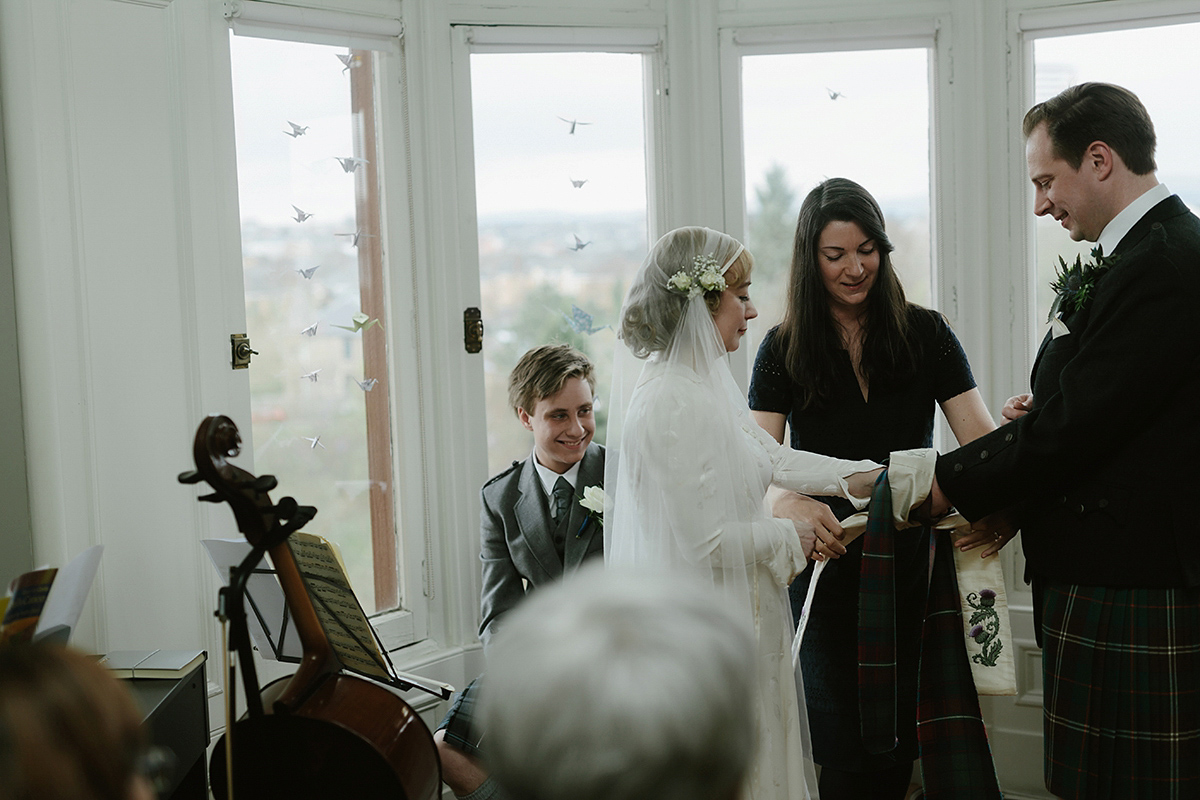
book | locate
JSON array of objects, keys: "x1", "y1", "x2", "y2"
[
  {"x1": 0, "y1": 568, "x2": 58, "y2": 644},
  {"x1": 99, "y1": 649, "x2": 206, "y2": 680},
  {"x1": 0, "y1": 545, "x2": 103, "y2": 646}
]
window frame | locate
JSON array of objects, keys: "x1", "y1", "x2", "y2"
[
  {"x1": 222, "y1": 3, "x2": 427, "y2": 653},
  {"x1": 1012, "y1": 0, "x2": 1200, "y2": 363},
  {"x1": 716, "y1": 17, "x2": 950, "y2": 390}
]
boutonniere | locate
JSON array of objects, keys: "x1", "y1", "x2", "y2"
[
  {"x1": 575, "y1": 485, "x2": 605, "y2": 536},
  {"x1": 1047, "y1": 246, "x2": 1119, "y2": 325}
]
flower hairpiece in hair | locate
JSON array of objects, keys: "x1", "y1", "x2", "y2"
[{"x1": 666, "y1": 254, "x2": 728, "y2": 298}]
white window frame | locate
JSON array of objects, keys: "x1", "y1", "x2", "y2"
[
  {"x1": 716, "y1": 16, "x2": 953, "y2": 389},
  {"x1": 220, "y1": 0, "x2": 427, "y2": 654},
  {"x1": 1010, "y1": 0, "x2": 1200, "y2": 363}
]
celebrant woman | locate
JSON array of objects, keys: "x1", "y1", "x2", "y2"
[
  {"x1": 604, "y1": 226, "x2": 881, "y2": 800},
  {"x1": 749, "y1": 178, "x2": 999, "y2": 799}
]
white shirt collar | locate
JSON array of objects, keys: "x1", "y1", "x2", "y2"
[
  {"x1": 1096, "y1": 183, "x2": 1170, "y2": 257},
  {"x1": 532, "y1": 453, "x2": 581, "y2": 498}
]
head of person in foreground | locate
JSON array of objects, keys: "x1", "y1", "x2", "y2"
[{"x1": 481, "y1": 565, "x2": 758, "y2": 800}]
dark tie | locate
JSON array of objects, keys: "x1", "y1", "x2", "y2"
[
  {"x1": 552, "y1": 477, "x2": 573, "y2": 524},
  {"x1": 552, "y1": 477, "x2": 573, "y2": 562}
]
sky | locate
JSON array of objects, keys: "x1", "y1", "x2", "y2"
[{"x1": 228, "y1": 19, "x2": 1200, "y2": 224}]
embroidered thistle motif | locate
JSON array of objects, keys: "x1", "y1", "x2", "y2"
[
  {"x1": 967, "y1": 588, "x2": 1002, "y2": 667},
  {"x1": 1047, "y1": 246, "x2": 1119, "y2": 322},
  {"x1": 666, "y1": 254, "x2": 727, "y2": 298}
]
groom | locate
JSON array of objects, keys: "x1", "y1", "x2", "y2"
[
  {"x1": 930, "y1": 83, "x2": 1200, "y2": 798},
  {"x1": 434, "y1": 343, "x2": 605, "y2": 800}
]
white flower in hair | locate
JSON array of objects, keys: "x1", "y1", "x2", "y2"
[
  {"x1": 667, "y1": 270, "x2": 694, "y2": 294},
  {"x1": 667, "y1": 254, "x2": 728, "y2": 298}
]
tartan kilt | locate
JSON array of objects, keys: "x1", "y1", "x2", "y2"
[
  {"x1": 1042, "y1": 582, "x2": 1200, "y2": 799},
  {"x1": 437, "y1": 676, "x2": 485, "y2": 758}
]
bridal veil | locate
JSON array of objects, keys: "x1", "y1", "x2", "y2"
[{"x1": 604, "y1": 227, "x2": 822, "y2": 799}]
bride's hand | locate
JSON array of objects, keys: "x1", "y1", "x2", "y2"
[
  {"x1": 774, "y1": 491, "x2": 846, "y2": 561},
  {"x1": 847, "y1": 467, "x2": 884, "y2": 499}
]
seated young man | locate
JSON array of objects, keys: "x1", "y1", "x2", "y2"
[{"x1": 434, "y1": 343, "x2": 605, "y2": 800}]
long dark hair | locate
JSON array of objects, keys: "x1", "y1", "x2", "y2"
[{"x1": 778, "y1": 178, "x2": 918, "y2": 408}]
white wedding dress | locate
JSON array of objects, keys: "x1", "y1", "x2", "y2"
[{"x1": 605, "y1": 228, "x2": 875, "y2": 800}]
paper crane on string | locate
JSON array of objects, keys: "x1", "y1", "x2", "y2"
[
  {"x1": 335, "y1": 156, "x2": 369, "y2": 173},
  {"x1": 557, "y1": 116, "x2": 592, "y2": 135},
  {"x1": 336, "y1": 230, "x2": 374, "y2": 248},
  {"x1": 337, "y1": 52, "x2": 361, "y2": 73},
  {"x1": 826, "y1": 88, "x2": 847, "y2": 100},
  {"x1": 569, "y1": 178, "x2": 588, "y2": 188},
  {"x1": 561, "y1": 304, "x2": 610, "y2": 335},
  {"x1": 569, "y1": 235, "x2": 591, "y2": 251},
  {"x1": 284, "y1": 121, "x2": 309, "y2": 137},
  {"x1": 300, "y1": 369, "x2": 322, "y2": 382},
  {"x1": 291, "y1": 205, "x2": 313, "y2": 223},
  {"x1": 300, "y1": 322, "x2": 319, "y2": 337},
  {"x1": 295, "y1": 265, "x2": 320, "y2": 279},
  {"x1": 354, "y1": 377, "x2": 378, "y2": 392},
  {"x1": 303, "y1": 435, "x2": 326, "y2": 450},
  {"x1": 333, "y1": 312, "x2": 380, "y2": 334}
]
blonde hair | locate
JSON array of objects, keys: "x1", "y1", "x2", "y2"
[
  {"x1": 507, "y1": 343, "x2": 596, "y2": 416},
  {"x1": 619, "y1": 227, "x2": 752, "y2": 359}
]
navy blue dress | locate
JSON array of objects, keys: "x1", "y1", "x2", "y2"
[{"x1": 749, "y1": 306, "x2": 976, "y2": 772}]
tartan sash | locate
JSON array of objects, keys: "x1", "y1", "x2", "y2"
[
  {"x1": 858, "y1": 470, "x2": 1002, "y2": 798},
  {"x1": 858, "y1": 471, "x2": 898, "y2": 754},
  {"x1": 917, "y1": 531, "x2": 1003, "y2": 799}
]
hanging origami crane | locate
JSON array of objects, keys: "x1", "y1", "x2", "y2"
[
  {"x1": 557, "y1": 116, "x2": 592, "y2": 135},
  {"x1": 300, "y1": 322, "x2": 318, "y2": 337},
  {"x1": 561, "y1": 305, "x2": 610, "y2": 335},
  {"x1": 335, "y1": 156, "x2": 369, "y2": 173},
  {"x1": 284, "y1": 121, "x2": 309, "y2": 137},
  {"x1": 295, "y1": 265, "x2": 320, "y2": 279},
  {"x1": 333, "y1": 312, "x2": 380, "y2": 334},
  {"x1": 569, "y1": 234, "x2": 591, "y2": 251}
]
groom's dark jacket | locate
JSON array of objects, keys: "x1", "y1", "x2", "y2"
[
  {"x1": 937, "y1": 195, "x2": 1200, "y2": 588},
  {"x1": 478, "y1": 442, "x2": 605, "y2": 649}
]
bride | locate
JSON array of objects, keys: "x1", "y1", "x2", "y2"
[{"x1": 604, "y1": 227, "x2": 880, "y2": 800}]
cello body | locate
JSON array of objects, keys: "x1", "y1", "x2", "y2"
[{"x1": 209, "y1": 675, "x2": 440, "y2": 800}]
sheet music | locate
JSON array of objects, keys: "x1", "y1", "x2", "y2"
[{"x1": 288, "y1": 533, "x2": 391, "y2": 682}]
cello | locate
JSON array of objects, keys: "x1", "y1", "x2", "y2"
[{"x1": 180, "y1": 414, "x2": 441, "y2": 800}]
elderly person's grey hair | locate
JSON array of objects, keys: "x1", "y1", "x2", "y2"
[{"x1": 480, "y1": 564, "x2": 758, "y2": 800}]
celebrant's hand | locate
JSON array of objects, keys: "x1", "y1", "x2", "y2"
[
  {"x1": 774, "y1": 491, "x2": 846, "y2": 561},
  {"x1": 1001, "y1": 393, "x2": 1033, "y2": 424},
  {"x1": 958, "y1": 510, "x2": 1019, "y2": 558}
]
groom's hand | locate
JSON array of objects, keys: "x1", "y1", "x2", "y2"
[{"x1": 1001, "y1": 393, "x2": 1033, "y2": 424}]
